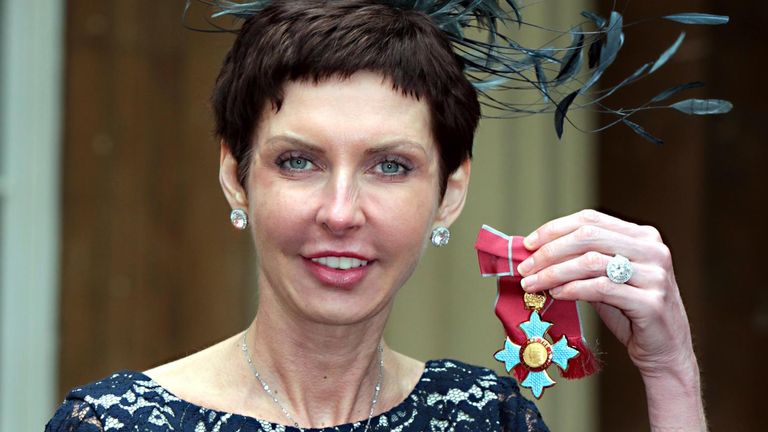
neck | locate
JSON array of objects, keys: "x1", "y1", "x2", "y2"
[{"x1": 242, "y1": 293, "x2": 391, "y2": 428}]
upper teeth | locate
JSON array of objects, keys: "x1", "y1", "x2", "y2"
[{"x1": 311, "y1": 256, "x2": 368, "y2": 269}]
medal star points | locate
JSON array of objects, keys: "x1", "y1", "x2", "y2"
[
  {"x1": 522, "y1": 370, "x2": 556, "y2": 399},
  {"x1": 519, "y1": 310, "x2": 552, "y2": 340},
  {"x1": 494, "y1": 338, "x2": 521, "y2": 372},
  {"x1": 494, "y1": 310, "x2": 580, "y2": 398},
  {"x1": 551, "y1": 336, "x2": 579, "y2": 369}
]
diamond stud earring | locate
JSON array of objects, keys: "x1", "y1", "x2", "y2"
[
  {"x1": 431, "y1": 226, "x2": 450, "y2": 247},
  {"x1": 230, "y1": 208, "x2": 248, "y2": 230}
]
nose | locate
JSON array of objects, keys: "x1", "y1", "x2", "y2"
[{"x1": 315, "y1": 169, "x2": 365, "y2": 235}]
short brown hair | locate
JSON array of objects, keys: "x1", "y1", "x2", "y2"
[{"x1": 212, "y1": 0, "x2": 480, "y2": 197}]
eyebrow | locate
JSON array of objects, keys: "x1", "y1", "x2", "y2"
[
  {"x1": 265, "y1": 136, "x2": 324, "y2": 153},
  {"x1": 264, "y1": 135, "x2": 428, "y2": 157}
]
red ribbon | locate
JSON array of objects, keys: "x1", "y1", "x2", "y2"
[{"x1": 475, "y1": 225, "x2": 600, "y2": 380}]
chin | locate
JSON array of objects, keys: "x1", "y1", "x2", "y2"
[
  {"x1": 256, "y1": 269, "x2": 394, "y2": 327},
  {"x1": 290, "y1": 284, "x2": 394, "y2": 326}
]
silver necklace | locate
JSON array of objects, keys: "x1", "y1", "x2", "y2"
[{"x1": 240, "y1": 329, "x2": 384, "y2": 432}]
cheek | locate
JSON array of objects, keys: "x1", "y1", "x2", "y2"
[
  {"x1": 364, "y1": 187, "x2": 437, "y2": 294},
  {"x1": 248, "y1": 173, "x2": 316, "y2": 253},
  {"x1": 364, "y1": 183, "x2": 439, "y2": 253}
]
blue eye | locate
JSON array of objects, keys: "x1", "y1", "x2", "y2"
[
  {"x1": 376, "y1": 159, "x2": 410, "y2": 176},
  {"x1": 280, "y1": 156, "x2": 314, "y2": 171},
  {"x1": 379, "y1": 161, "x2": 401, "y2": 174}
]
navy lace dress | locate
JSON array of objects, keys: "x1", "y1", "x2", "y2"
[{"x1": 46, "y1": 359, "x2": 549, "y2": 432}]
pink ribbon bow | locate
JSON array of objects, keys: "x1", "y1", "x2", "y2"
[{"x1": 475, "y1": 224, "x2": 600, "y2": 380}]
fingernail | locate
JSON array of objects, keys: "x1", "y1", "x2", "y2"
[
  {"x1": 517, "y1": 258, "x2": 533, "y2": 276},
  {"x1": 523, "y1": 232, "x2": 538, "y2": 249},
  {"x1": 521, "y1": 274, "x2": 537, "y2": 291},
  {"x1": 550, "y1": 287, "x2": 563, "y2": 297}
]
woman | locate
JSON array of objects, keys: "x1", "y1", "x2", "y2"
[{"x1": 47, "y1": 1, "x2": 705, "y2": 431}]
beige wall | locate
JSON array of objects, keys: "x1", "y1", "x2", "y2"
[{"x1": 386, "y1": 2, "x2": 599, "y2": 430}]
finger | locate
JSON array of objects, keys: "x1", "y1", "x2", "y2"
[
  {"x1": 547, "y1": 276, "x2": 654, "y2": 313},
  {"x1": 518, "y1": 225, "x2": 669, "y2": 275},
  {"x1": 521, "y1": 251, "x2": 664, "y2": 292},
  {"x1": 523, "y1": 209, "x2": 661, "y2": 250}
]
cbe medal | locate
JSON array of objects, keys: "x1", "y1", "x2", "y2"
[
  {"x1": 493, "y1": 292, "x2": 578, "y2": 398},
  {"x1": 475, "y1": 225, "x2": 600, "y2": 399}
]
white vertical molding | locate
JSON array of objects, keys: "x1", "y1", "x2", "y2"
[{"x1": 0, "y1": 0, "x2": 64, "y2": 430}]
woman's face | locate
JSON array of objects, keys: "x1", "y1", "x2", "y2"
[{"x1": 221, "y1": 71, "x2": 469, "y2": 326}]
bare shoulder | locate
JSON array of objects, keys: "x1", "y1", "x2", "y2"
[
  {"x1": 144, "y1": 333, "x2": 244, "y2": 407},
  {"x1": 386, "y1": 349, "x2": 426, "y2": 400}
]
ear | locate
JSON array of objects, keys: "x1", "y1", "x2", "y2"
[
  {"x1": 433, "y1": 158, "x2": 471, "y2": 228},
  {"x1": 219, "y1": 140, "x2": 248, "y2": 210}
]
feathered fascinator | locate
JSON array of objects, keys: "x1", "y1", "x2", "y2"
[{"x1": 185, "y1": 0, "x2": 731, "y2": 143}]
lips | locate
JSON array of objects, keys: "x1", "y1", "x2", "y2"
[{"x1": 302, "y1": 253, "x2": 373, "y2": 289}]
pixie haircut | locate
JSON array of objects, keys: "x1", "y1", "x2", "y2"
[{"x1": 212, "y1": 0, "x2": 480, "y2": 197}]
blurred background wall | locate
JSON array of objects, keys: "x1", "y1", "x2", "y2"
[{"x1": 0, "y1": 0, "x2": 764, "y2": 431}]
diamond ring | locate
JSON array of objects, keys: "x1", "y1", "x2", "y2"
[{"x1": 606, "y1": 254, "x2": 633, "y2": 284}]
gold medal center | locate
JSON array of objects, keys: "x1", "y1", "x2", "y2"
[{"x1": 522, "y1": 342, "x2": 549, "y2": 368}]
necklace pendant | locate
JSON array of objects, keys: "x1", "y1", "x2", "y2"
[{"x1": 494, "y1": 294, "x2": 579, "y2": 399}]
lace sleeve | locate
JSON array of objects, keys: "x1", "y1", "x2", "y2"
[
  {"x1": 497, "y1": 377, "x2": 550, "y2": 432},
  {"x1": 45, "y1": 398, "x2": 104, "y2": 432}
]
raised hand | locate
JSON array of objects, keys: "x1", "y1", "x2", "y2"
[{"x1": 516, "y1": 209, "x2": 705, "y2": 431}]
